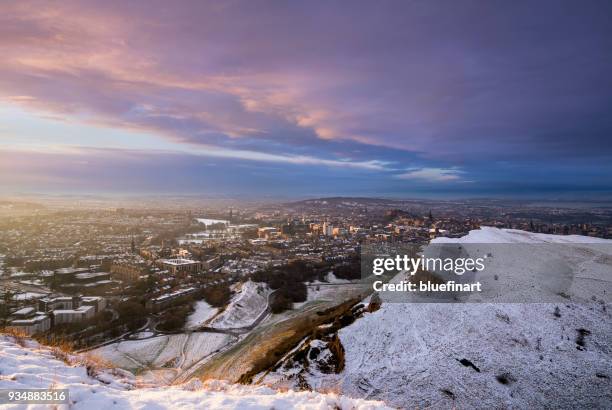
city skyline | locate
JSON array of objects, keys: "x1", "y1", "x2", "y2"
[{"x1": 1, "y1": 1, "x2": 612, "y2": 198}]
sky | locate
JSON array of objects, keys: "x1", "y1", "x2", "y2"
[{"x1": 1, "y1": 0, "x2": 611, "y2": 198}]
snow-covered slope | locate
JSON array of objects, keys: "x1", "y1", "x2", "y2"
[
  {"x1": 92, "y1": 332, "x2": 231, "y2": 377},
  {"x1": 336, "y1": 228, "x2": 612, "y2": 408},
  {"x1": 186, "y1": 300, "x2": 218, "y2": 329},
  {"x1": 339, "y1": 302, "x2": 611, "y2": 408},
  {"x1": 0, "y1": 334, "x2": 390, "y2": 409},
  {"x1": 209, "y1": 280, "x2": 270, "y2": 329}
]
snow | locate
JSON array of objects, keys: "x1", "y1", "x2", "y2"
[
  {"x1": 337, "y1": 302, "x2": 612, "y2": 408},
  {"x1": 305, "y1": 285, "x2": 337, "y2": 302},
  {"x1": 432, "y1": 226, "x2": 611, "y2": 244},
  {"x1": 195, "y1": 218, "x2": 229, "y2": 226},
  {"x1": 92, "y1": 333, "x2": 231, "y2": 375},
  {"x1": 409, "y1": 227, "x2": 612, "y2": 304},
  {"x1": 309, "y1": 272, "x2": 352, "y2": 285},
  {"x1": 0, "y1": 334, "x2": 390, "y2": 409},
  {"x1": 305, "y1": 282, "x2": 367, "y2": 303},
  {"x1": 94, "y1": 337, "x2": 166, "y2": 371},
  {"x1": 150, "y1": 334, "x2": 189, "y2": 368},
  {"x1": 131, "y1": 331, "x2": 154, "y2": 338},
  {"x1": 210, "y1": 280, "x2": 270, "y2": 329},
  {"x1": 268, "y1": 338, "x2": 339, "y2": 392},
  {"x1": 326, "y1": 272, "x2": 351, "y2": 284},
  {"x1": 181, "y1": 333, "x2": 232, "y2": 370},
  {"x1": 13, "y1": 292, "x2": 46, "y2": 301},
  {"x1": 335, "y1": 228, "x2": 612, "y2": 408},
  {"x1": 186, "y1": 300, "x2": 219, "y2": 329}
]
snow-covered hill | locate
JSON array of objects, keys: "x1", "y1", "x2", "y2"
[
  {"x1": 0, "y1": 334, "x2": 390, "y2": 409},
  {"x1": 209, "y1": 280, "x2": 270, "y2": 329},
  {"x1": 340, "y1": 228, "x2": 612, "y2": 408},
  {"x1": 263, "y1": 228, "x2": 612, "y2": 409}
]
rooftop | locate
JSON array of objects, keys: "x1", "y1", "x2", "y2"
[
  {"x1": 53, "y1": 306, "x2": 94, "y2": 315},
  {"x1": 160, "y1": 258, "x2": 200, "y2": 266},
  {"x1": 13, "y1": 307, "x2": 35, "y2": 316},
  {"x1": 75, "y1": 272, "x2": 110, "y2": 280}
]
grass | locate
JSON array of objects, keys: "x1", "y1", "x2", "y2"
[{"x1": 1, "y1": 327, "x2": 29, "y2": 346}]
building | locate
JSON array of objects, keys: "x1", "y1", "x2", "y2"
[
  {"x1": 158, "y1": 258, "x2": 203, "y2": 274},
  {"x1": 323, "y1": 222, "x2": 334, "y2": 236},
  {"x1": 258, "y1": 227, "x2": 278, "y2": 239},
  {"x1": 12, "y1": 306, "x2": 36, "y2": 319},
  {"x1": 349, "y1": 226, "x2": 364, "y2": 234},
  {"x1": 7, "y1": 307, "x2": 51, "y2": 336},
  {"x1": 38, "y1": 295, "x2": 106, "y2": 314},
  {"x1": 74, "y1": 271, "x2": 111, "y2": 283},
  {"x1": 7, "y1": 314, "x2": 51, "y2": 336},
  {"x1": 81, "y1": 296, "x2": 107, "y2": 313},
  {"x1": 146, "y1": 287, "x2": 198, "y2": 312},
  {"x1": 332, "y1": 227, "x2": 348, "y2": 236},
  {"x1": 281, "y1": 223, "x2": 310, "y2": 236},
  {"x1": 48, "y1": 267, "x2": 90, "y2": 284},
  {"x1": 38, "y1": 296, "x2": 80, "y2": 312},
  {"x1": 111, "y1": 262, "x2": 147, "y2": 282},
  {"x1": 202, "y1": 256, "x2": 222, "y2": 270},
  {"x1": 53, "y1": 305, "x2": 95, "y2": 325}
]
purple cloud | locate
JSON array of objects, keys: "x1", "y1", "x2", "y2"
[{"x1": 1, "y1": 1, "x2": 611, "y2": 195}]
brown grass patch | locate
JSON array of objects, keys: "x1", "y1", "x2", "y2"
[
  {"x1": 1, "y1": 328, "x2": 29, "y2": 346},
  {"x1": 326, "y1": 334, "x2": 345, "y2": 373}
]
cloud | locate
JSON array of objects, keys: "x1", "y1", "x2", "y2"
[
  {"x1": 0, "y1": 142, "x2": 393, "y2": 172},
  {"x1": 395, "y1": 167, "x2": 464, "y2": 182},
  {"x1": 0, "y1": 145, "x2": 396, "y2": 196},
  {"x1": 1, "y1": 1, "x2": 611, "y2": 195},
  {"x1": 188, "y1": 147, "x2": 392, "y2": 171},
  {"x1": 2, "y1": 2, "x2": 611, "y2": 160}
]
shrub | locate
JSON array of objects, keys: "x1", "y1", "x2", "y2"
[
  {"x1": 270, "y1": 293, "x2": 293, "y2": 314},
  {"x1": 202, "y1": 284, "x2": 231, "y2": 307}
]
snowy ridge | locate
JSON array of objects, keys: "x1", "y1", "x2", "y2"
[
  {"x1": 0, "y1": 334, "x2": 390, "y2": 409},
  {"x1": 425, "y1": 227, "x2": 612, "y2": 303},
  {"x1": 432, "y1": 226, "x2": 611, "y2": 244}
]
